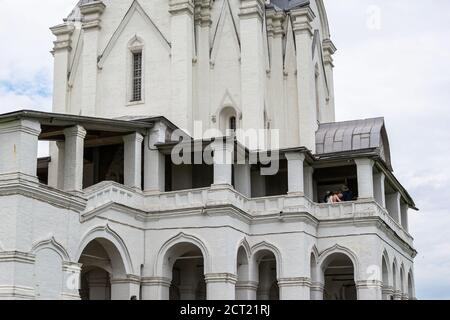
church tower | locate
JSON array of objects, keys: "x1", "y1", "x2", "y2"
[{"x1": 51, "y1": 0, "x2": 336, "y2": 152}]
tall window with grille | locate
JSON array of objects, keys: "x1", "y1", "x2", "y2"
[{"x1": 131, "y1": 51, "x2": 142, "y2": 102}]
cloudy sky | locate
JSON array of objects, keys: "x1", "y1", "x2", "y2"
[{"x1": 0, "y1": 0, "x2": 449, "y2": 299}]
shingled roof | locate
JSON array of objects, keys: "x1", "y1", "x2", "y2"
[{"x1": 315, "y1": 117, "x2": 392, "y2": 169}]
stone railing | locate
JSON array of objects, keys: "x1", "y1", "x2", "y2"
[
  {"x1": 81, "y1": 183, "x2": 412, "y2": 245},
  {"x1": 83, "y1": 181, "x2": 145, "y2": 212}
]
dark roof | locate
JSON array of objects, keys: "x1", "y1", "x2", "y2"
[
  {"x1": 267, "y1": 0, "x2": 310, "y2": 11},
  {"x1": 316, "y1": 117, "x2": 392, "y2": 170}
]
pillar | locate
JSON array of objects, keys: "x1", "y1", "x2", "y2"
[
  {"x1": 373, "y1": 172, "x2": 386, "y2": 207},
  {"x1": 169, "y1": 0, "x2": 194, "y2": 132},
  {"x1": 382, "y1": 285, "x2": 394, "y2": 300},
  {"x1": 355, "y1": 158, "x2": 374, "y2": 200},
  {"x1": 401, "y1": 202, "x2": 409, "y2": 232},
  {"x1": 123, "y1": 133, "x2": 144, "y2": 190},
  {"x1": 239, "y1": 0, "x2": 266, "y2": 148},
  {"x1": 234, "y1": 163, "x2": 251, "y2": 197},
  {"x1": 322, "y1": 39, "x2": 337, "y2": 122},
  {"x1": 386, "y1": 192, "x2": 401, "y2": 224},
  {"x1": 194, "y1": 0, "x2": 212, "y2": 130},
  {"x1": 205, "y1": 273, "x2": 237, "y2": 300},
  {"x1": 48, "y1": 141, "x2": 65, "y2": 189},
  {"x1": 63, "y1": 125, "x2": 86, "y2": 193},
  {"x1": 110, "y1": 276, "x2": 141, "y2": 300},
  {"x1": 79, "y1": 1, "x2": 105, "y2": 116},
  {"x1": 291, "y1": 7, "x2": 317, "y2": 152},
  {"x1": 141, "y1": 277, "x2": 171, "y2": 300},
  {"x1": 50, "y1": 23, "x2": 74, "y2": 114},
  {"x1": 212, "y1": 140, "x2": 233, "y2": 186},
  {"x1": 144, "y1": 123, "x2": 167, "y2": 193},
  {"x1": 285, "y1": 152, "x2": 306, "y2": 195},
  {"x1": 235, "y1": 281, "x2": 258, "y2": 300},
  {"x1": 310, "y1": 282, "x2": 324, "y2": 300},
  {"x1": 356, "y1": 280, "x2": 383, "y2": 300},
  {"x1": 266, "y1": 10, "x2": 286, "y2": 144},
  {"x1": 0, "y1": 119, "x2": 41, "y2": 179},
  {"x1": 61, "y1": 262, "x2": 82, "y2": 300},
  {"x1": 304, "y1": 166, "x2": 314, "y2": 200},
  {"x1": 278, "y1": 278, "x2": 311, "y2": 300}
]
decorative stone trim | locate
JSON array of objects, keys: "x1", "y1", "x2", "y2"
[
  {"x1": 235, "y1": 281, "x2": 259, "y2": 291},
  {"x1": 322, "y1": 39, "x2": 337, "y2": 67},
  {"x1": 141, "y1": 276, "x2": 172, "y2": 288},
  {"x1": 194, "y1": 0, "x2": 212, "y2": 27},
  {"x1": 355, "y1": 280, "x2": 383, "y2": 289},
  {"x1": 0, "y1": 119, "x2": 41, "y2": 137},
  {"x1": 63, "y1": 125, "x2": 87, "y2": 139},
  {"x1": 110, "y1": 274, "x2": 141, "y2": 285},
  {"x1": 291, "y1": 6, "x2": 316, "y2": 36},
  {"x1": 277, "y1": 277, "x2": 312, "y2": 288},
  {"x1": 62, "y1": 261, "x2": 82, "y2": 273},
  {"x1": 204, "y1": 273, "x2": 238, "y2": 285},
  {"x1": 0, "y1": 251, "x2": 35, "y2": 264},
  {"x1": 310, "y1": 282, "x2": 324, "y2": 291},
  {"x1": 169, "y1": 0, "x2": 194, "y2": 16},
  {"x1": 239, "y1": 0, "x2": 265, "y2": 20},
  {"x1": 0, "y1": 285, "x2": 35, "y2": 300},
  {"x1": 266, "y1": 10, "x2": 285, "y2": 38},
  {"x1": 0, "y1": 173, "x2": 86, "y2": 211}
]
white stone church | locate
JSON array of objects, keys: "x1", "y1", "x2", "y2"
[{"x1": 0, "y1": 0, "x2": 417, "y2": 300}]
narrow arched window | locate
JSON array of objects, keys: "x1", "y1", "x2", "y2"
[
  {"x1": 229, "y1": 116, "x2": 236, "y2": 131},
  {"x1": 132, "y1": 51, "x2": 143, "y2": 102}
]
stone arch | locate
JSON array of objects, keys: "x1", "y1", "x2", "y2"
[
  {"x1": 319, "y1": 245, "x2": 358, "y2": 300},
  {"x1": 215, "y1": 92, "x2": 241, "y2": 134},
  {"x1": 250, "y1": 241, "x2": 282, "y2": 279},
  {"x1": 318, "y1": 244, "x2": 360, "y2": 281},
  {"x1": 31, "y1": 236, "x2": 70, "y2": 262},
  {"x1": 381, "y1": 250, "x2": 392, "y2": 300},
  {"x1": 155, "y1": 232, "x2": 211, "y2": 278},
  {"x1": 32, "y1": 236, "x2": 70, "y2": 300},
  {"x1": 235, "y1": 238, "x2": 252, "y2": 300},
  {"x1": 392, "y1": 258, "x2": 399, "y2": 293},
  {"x1": 235, "y1": 238, "x2": 251, "y2": 275},
  {"x1": 76, "y1": 224, "x2": 134, "y2": 276}
]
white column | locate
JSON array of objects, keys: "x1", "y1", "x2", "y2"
[
  {"x1": 356, "y1": 280, "x2": 383, "y2": 300},
  {"x1": 386, "y1": 192, "x2": 401, "y2": 223},
  {"x1": 141, "y1": 277, "x2": 171, "y2": 300},
  {"x1": 61, "y1": 262, "x2": 82, "y2": 300},
  {"x1": 285, "y1": 152, "x2": 306, "y2": 195},
  {"x1": 79, "y1": 1, "x2": 105, "y2": 116},
  {"x1": 234, "y1": 163, "x2": 251, "y2": 197},
  {"x1": 401, "y1": 202, "x2": 409, "y2": 231},
  {"x1": 355, "y1": 158, "x2": 374, "y2": 200},
  {"x1": 266, "y1": 10, "x2": 286, "y2": 145},
  {"x1": 123, "y1": 133, "x2": 144, "y2": 190},
  {"x1": 110, "y1": 276, "x2": 141, "y2": 300},
  {"x1": 194, "y1": 0, "x2": 212, "y2": 130},
  {"x1": 50, "y1": 23, "x2": 74, "y2": 114},
  {"x1": 205, "y1": 273, "x2": 237, "y2": 300},
  {"x1": 278, "y1": 278, "x2": 311, "y2": 300},
  {"x1": 373, "y1": 172, "x2": 386, "y2": 207},
  {"x1": 322, "y1": 39, "x2": 337, "y2": 122},
  {"x1": 291, "y1": 7, "x2": 317, "y2": 152},
  {"x1": 144, "y1": 123, "x2": 167, "y2": 193},
  {"x1": 0, "y1": 119, "x2": 41, "y2": 179},
  {"x1": 63, "y1": 125, "x2": 86, "y2": 193},
  {"x1": 304, "y1": 166, "x2": 314, "y2": 200},
  {"x1": 310, "y1": 282, "x2": 324, "y2": 300},
  {"x1": 239, "y1": 0, "x2": 266, "y2": 147},
  {"x1": 235, "y1": 281, "x2": 258, "y2": 300},
  {"x1": 212, "y1": 140, "x2": 233, "y2": 186},
  {"x1": 169, "y1": 0, "x2": 194, "y2": 133}
]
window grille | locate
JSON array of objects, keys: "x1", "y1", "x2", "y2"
[{"x1": 132, "y1": 52, "x2": 142, "y2": 102}]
